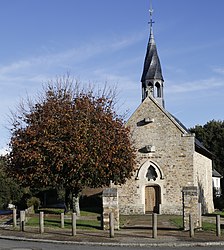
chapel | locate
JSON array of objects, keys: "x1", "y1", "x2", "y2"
[{"x1": 117, "y1": 9, "x2": 214, "y2": 215}]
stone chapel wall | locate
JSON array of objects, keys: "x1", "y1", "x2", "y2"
[
  {"x1": 193, "y1": 151, "x2": 214, "y2": 214},
  {"x1": 118, "y1": 98, "x2": 196, "y2": 215}
]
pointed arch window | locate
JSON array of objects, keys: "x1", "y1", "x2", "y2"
[
  {"x1": 155, "y1": 82, "x2": 161, "y2": 98},
  {"x1": 146, "y1": 165, "x2": 158, "y2": 181}
]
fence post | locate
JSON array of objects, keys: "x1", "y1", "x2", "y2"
[
  {"x1": 20, "y1": 210, "x2": 25, "y2": 232},
  {"x1": 216, "y1": 214, "x2": 221, "y2": 237},
  {"x1": 189, "y1": 214, "x2": 194, "y2": 237},
  {"x1": 39, "y1": 211, "x2": 44, "y2": 234},
  {"x1": 13, "y1": 208, "x2": 17, "y2": 228},
  {"x1": 198, "y1": 203, "x2": 202, "y2": 229},
  {"x1": 109, "y1": 212, "x2": 115, "y2": 238},
  {"x1": 72, "y1": 213, "x2": 76, "y2": 236},
  {"x1": 152, "y1": 213, "x2": 158, "y2": 238},
  {"x1": 101, "y1": 214, "x2": 104, "y2": 230},
  {"x1": 61, "y1": 212, "x2": 64, "y2": 229}
]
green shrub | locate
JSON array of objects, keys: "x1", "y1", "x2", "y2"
[{"x1": 27, "y1": 197, "x2": 40, "y2": 211}]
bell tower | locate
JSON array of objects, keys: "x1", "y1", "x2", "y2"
[{"x1": 141, "y1": 6, "x2": 164, "y2": 107}]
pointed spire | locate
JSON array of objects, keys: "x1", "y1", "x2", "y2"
[{"x1": 141, "y1": 2, "x2": 164, "y2": 107}]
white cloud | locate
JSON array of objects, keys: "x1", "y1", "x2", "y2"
[
  {"x1": 92, "y1": 70, "x2": 137, "y2": 89},
  {"x1": 0, "y1": 32, "x2": 144, "y2": 78},
  {"x1": 161, "y1": 39, "x2": 224, "y2": 58},
  {"x1": 166, "y1": 78, "x2": 224, "y2": 94},
  {"x1": 0, "y1": 61, "x2": 33, "y2": 75},
  {"x1": 213, "y1": 67, "x2": 224, "y2": 75}
]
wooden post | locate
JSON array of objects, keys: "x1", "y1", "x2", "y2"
[
  {"x1": 39, "y1": 211, "x2": 44, "y2": 234},
  {"x1": 101, "y1": 214, "x2": 104, "y2": 230},
  {"x1": 20, "y1": 210, "x2": 25, "y2": 232},
  {"x1": 72, "y1": 213, "x2": 76, "y2": 236},
  {"x1": 13, "y1": 208, "x2": 17, "y2": 228},
  {"x1": 152, "y1": 213, "x2": 157, "y2": 238},
  {"x1": 189, "y1": 214, "x2": 194, "y2": 237},
  {"x1": 198, "y1": 203, "x2": 202, "y2": 229},
  {"x1": 109, "y1": 212, "x2": 114, "y2": 238},
  {"x1": 216, "y1": 214, "x2": 221, "y2": 237},
  {"x1": 61, "y1": 212, "x2": 64, "y2": 229}
]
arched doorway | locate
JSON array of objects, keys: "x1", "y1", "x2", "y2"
[{"x1": 145, "y1": 185, "x2": 160, "y2": 213}]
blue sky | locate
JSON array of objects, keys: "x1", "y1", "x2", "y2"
[{"x1": 0, "y1": 0, "x2": 224, "y2": 153}]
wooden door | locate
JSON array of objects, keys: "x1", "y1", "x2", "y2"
[{"x1": 145, "y1": 186, "x2": 159, "y2": 213}]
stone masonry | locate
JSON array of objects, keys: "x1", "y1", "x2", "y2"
[
  {"x1": 182, "y1": 186, "x2": 200, "y2": 230},
  {"x1": 114, "y1": 9, "x2": 214, "y2": 216},
  {"x1": 117, "y1": 96, "x2": 214, "y2": 215},
  {"x1": 102, "y1": 188, "x2": 119, "y2": 230}
]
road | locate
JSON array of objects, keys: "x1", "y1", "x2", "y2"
[{"x1": 0, "y1": 239, "x2": 224, "y2": 250}]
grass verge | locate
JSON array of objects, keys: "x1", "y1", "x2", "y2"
[
  {"x1": 170, "y1": 216, "x2": 222, "y2": 232},
  {"x1": 26, "y1": 212, "x2": 102, "y2": 230}
]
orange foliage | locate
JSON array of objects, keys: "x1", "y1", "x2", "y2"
[{"x1": 8, "y1": 80, "x2": 135, "y2": 194}]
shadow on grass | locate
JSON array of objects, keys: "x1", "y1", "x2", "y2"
[
  {"x1": 121, "y1": 225, "x2": 182, "y2": 231},
  {"x1": 76, "y1": 223, "x2": 102, "y2": 230},
  {"x1": 80, "y1": 207, "x2": 102, "y2": 214},
  {"x1": 44, "y1": 219, "x2": 102, "y2": 230}
]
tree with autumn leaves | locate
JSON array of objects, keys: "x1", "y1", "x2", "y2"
[{"x1": 8, "y1": 77, "x2": 135, "y2": 212}]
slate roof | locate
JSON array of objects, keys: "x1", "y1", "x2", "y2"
[
  {"x1": 212, "y1": 169, "x2": 222, "y2": 178},
  {"x1": 195, "y1": 138, "x2": 213, "y2": 159},
  {"x1": 141, "y1": 29, "x2": 164, "y2": 83}
]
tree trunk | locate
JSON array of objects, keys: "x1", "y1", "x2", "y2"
[{"x1": 65, "y1": 189, "x2": 71, "y2": 212}]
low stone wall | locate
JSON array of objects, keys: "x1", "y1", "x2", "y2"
[
  {"x1": 182, "y1": 186, "x2": 199, "y2": 230},
  {"x1": 102, "y1": 188, "x2": 119, "y2": 230},
  {"x1": 160, "y1": 204, "x2": 182, "y2": 215},
  {"x1": 119, "y1": 204, "x2": 144, "y2": 215}
]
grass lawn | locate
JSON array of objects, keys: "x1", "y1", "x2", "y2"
[
  {"x1": 23, "y1": 210, "x2": 224, "y2": 232},
  {"x1": 38, "y1": 208, "x2": 101, "y2": 217},
  {"x1": 26, "y1": 216, "x2": 101, "y2": 230},
  {"x1": 170, "y1": 215, "x2": 222, "y2": 232},
  {"x1": 26, "y1": 210, "x2": 102, "y2": 230}
]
